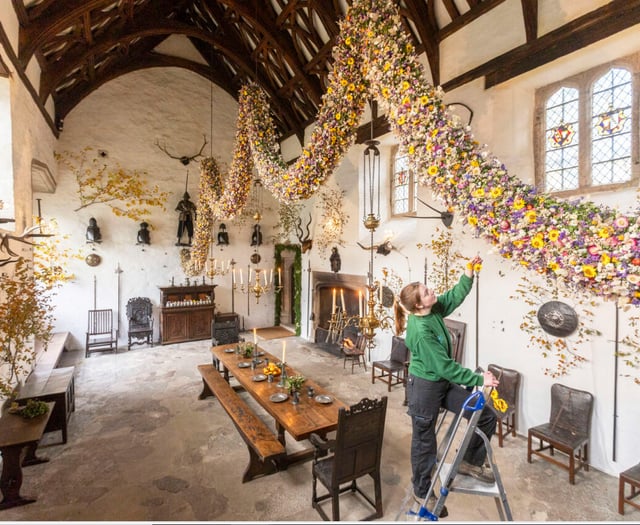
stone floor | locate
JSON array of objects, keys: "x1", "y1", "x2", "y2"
[{"x1": 0, "y1": 334, "x2": 637, "y2": 523}]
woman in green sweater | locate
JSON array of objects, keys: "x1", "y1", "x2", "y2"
[{"x1": 395, "y1": 255, "x2": 499, "y2": 510}]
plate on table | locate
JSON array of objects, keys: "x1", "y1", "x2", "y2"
[
  {"x1": 252, "y1": 374, "x2": 267, "y2": 382},
  {"x1": 315, "y1": 394, "x2": 333, "y2": 404},
  {"x1": 237, "y1": 362, "x2": 251, "y2": 368},
  {"x1": 224, "y1": 348, "x2": 236, "y2": 353},
  {"x1": 254, "y1": 351, "x2": 265, "y2": 357},
  {"x1": 270, "y1": 393, "x2": 289, "y2": 403}
]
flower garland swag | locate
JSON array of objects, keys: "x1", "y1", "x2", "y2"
[
  {"x1": 181, "y1": 155, "x2": 224, "y2": 276},
  {"x1": 223, "y1": 0, "x2": 640, "y2": 306}
]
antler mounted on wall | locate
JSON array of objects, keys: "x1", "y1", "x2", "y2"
[
  {"x1": 155, "y1": 134, "x2": 208, "y2": 166},
  {"x1": 296, "y1": 213, "x2": 313, "y2": 253},
  {"x1": 0, "y1": 225, "x2": 53, "y2": 267}
]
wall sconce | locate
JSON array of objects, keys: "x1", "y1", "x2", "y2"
[{"x1": 416, "y1": 198, "x2": 454, "y2": 227}]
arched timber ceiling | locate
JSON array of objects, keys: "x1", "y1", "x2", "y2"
[{"x1": 9, "y1": 0, "x2": 640, "y2": 141}]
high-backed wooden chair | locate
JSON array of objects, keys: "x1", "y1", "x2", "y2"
[
  {"x1": 488, "y1": 364, "x2": 522, "y2": 447},
  {"x1": 310, "y1": 396, "x2": 388, "y2": 521},
  {"x1": 126, "y1": 297, "x2": 154, "y2": 351},
  {"x1": 371, "y1": 336, "x2": 409, "y2": 391},
  {"x1": 86, "y1": 309, "x2": 117, "y2": 357},
  {"x1": 444, "y1": 318, "x2": 466, "y2": 364},
  {"x1": 527, "y1": 383, "x2": 594, "y2": 484}
]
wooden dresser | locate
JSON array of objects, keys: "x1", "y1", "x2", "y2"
[{"x1": 159, "y1": 284, "x2": 216, "y2": 344}]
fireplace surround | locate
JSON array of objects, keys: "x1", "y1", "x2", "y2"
[{"x1": 311, "y1": 271, "x2": 366, "y2": 342}]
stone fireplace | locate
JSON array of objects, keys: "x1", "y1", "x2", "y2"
[{"x1": 311, "y1": 271, "x2": 367, "y2": 343}]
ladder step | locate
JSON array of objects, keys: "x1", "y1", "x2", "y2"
[{"x1": 439, "y1": 462, "x2": 500, "y2": 496}]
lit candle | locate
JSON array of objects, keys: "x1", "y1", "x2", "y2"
[
  {"x1": 232, "y1": 268, "x2": 236, "y2": 283},
  {"x1": 340, "y1": 289, "x2": 346, "y2": 312},
  {"x1": 263, "y1": 270, "x2": 268, "y2": 286},
  {"x1": 332, "y1": 289, "x2": 336, "y2": 312},
  {"x1": 249, "y1": 267, "x2": 253, "y2": 282},
  {"x1": 270, "y1": 268, "x2": 273, "y2": 284},
  {"x1": 358, "y1": 290, "x2": 363, "y2": 317},
  {"x1": 253, "y1": 328, "x2": 257, "y2": 345},
  {"x1": 282, "y1": 340, "x2": 287, "y2": 363},
  {"x1": 278, "y1": 267, "x2": 282, "y2": 284},
  {"x1": 239, "y1": 269, "x2": 243, "y2": 285}
]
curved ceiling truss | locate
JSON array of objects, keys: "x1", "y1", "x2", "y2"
[{"x1": 10, "y1": 0, "x2": 640, "y2": 140}]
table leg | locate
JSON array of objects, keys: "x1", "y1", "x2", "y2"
[
  {"x1": 22, "y1": 443, "x2": 49, "y2": 467},
  {"x1": 0, "y1": 445, "x2": 36, "y2": 510}
]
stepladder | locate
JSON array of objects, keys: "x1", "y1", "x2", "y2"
[{"x1": 396, "y1": 389, "x2": 513, "y2": 521}]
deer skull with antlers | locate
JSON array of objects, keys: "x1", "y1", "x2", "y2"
[
  {"x1": 155, "y1": 134, "x2": 208, "y2": 166},
  {"x1": 296, "y1": 213, "x2": 313, "y2": 253}
]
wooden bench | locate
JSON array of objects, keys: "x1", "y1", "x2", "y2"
[
  {"x1": 33, "y1": 332, "x2": 70, "y2": 377},
  {"x1": 197, "y1": 364, "x2": 286, "y2": 482}
]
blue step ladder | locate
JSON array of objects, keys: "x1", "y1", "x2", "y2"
[{"x1": 396, "y1": 389, "x2": 513, "y2": 521}]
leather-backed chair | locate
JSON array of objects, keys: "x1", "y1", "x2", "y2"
[
  {"x1": 527, "y1": 383, "x2": 594, "y2": 484},
  {"x1": 310, "y1": 396, "x2": 388, "y2": 521},
  {"x1": 126, "y1": 297, "x2": 154, "y2": 351},
  {"x1": 371, "y1": 336, "x2": 409, "y2": 391},
  {"x1": 488, "y1": 364, "x2": 521, "y2": 447}
]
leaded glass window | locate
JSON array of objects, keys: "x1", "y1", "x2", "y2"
[
  {"x1": 591, "y1": 68, "x2": 632, "y2": 186},
  {"x1": 536, "y1": 55, "x2": 639, "y2": 196},
  {"x1": 544, "y1": 87, "x2": 579, "y2": 192},
  {"x1": 391, "y1": 149, "x2": 417, "y2": 215}
]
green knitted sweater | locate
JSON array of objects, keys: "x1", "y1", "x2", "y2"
[{"x1": 405, "y1": 274, "x2": 483, "y2": 387}]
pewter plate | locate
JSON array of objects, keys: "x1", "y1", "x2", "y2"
[
  {"x1": 224, "y1": 348, "x2": 235, "y2": 353},
  {"x1": 270, "y1": 393, "x2": 289, "y2": 403},
  {"x1": 252, "y1": 374, "x2": 267, "y2": 382},
  {"x1": 237, "y1": 362, "x2": 251, "y2": 368},
  {"x1": 315, "y1": 394, "x2": 333, "y2": 404}
]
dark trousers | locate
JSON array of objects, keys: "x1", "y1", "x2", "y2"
[{"x1": 406, "y1": 374, "x2": 497, "y2": 498}]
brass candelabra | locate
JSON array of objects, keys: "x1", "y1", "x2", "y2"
[{"x1": 234, "y1": 267, "x2": 283, "y2": 303}]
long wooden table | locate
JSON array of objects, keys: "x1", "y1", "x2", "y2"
[{"x1": 209, "y1": 343, "x2": 348, "y2": 475}]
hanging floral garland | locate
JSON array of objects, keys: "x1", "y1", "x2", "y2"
[
  {"x1": 215, "y1": 0, "x2": 640, "y2": 306},
  {"x1": 180, "y1": 156, "x2": 224, "y2": 276}
]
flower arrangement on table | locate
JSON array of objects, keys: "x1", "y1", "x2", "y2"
[{"x1": 285, "y1": 374, "x2": 306, "y2": 393}]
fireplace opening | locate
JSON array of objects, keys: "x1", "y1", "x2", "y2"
[{"x1": 311, "y1": 271, "x2": 366, "y2": 345}]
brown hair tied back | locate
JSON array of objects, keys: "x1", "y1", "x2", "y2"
[{"x1": 394, "y1": 281, "x2": 421, "y2": 335}]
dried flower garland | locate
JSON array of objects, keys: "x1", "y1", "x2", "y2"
[{"x1": 219, "y1": 0, "x2": 640, "y2": 306}]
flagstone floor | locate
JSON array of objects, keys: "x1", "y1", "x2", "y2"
[{"x1": 0, "y1": 334, "x2": 635, "y2": 523}]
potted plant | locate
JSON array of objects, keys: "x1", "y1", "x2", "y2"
[
  {"x1": 285, "y1": 374, "x2": 306, "y2": 394},
  {"x1": 0, "y1": 258, "x2": 54, "y2": 399}
]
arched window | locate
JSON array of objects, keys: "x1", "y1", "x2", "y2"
[{"x1": 535, "y1": 56, "x2": 639, "y2": 196}]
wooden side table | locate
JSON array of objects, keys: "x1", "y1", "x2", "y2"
[
  {"x1": 619, "y1": 462, "x2": 640, "y2": 515},
  {"x1": 0, "y1": 402, "x2": 54, "y2": 510},
  {"x1": 17, "y1": 367, "x2": 75, "y2": 444}
]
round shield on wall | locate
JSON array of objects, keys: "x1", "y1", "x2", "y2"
[
  {"x1": 536, "y1": 300, "x2": 578, "y2": 337},
  {"x1": 85, "y1": 253, "x2": 102, "y2": 267}
]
